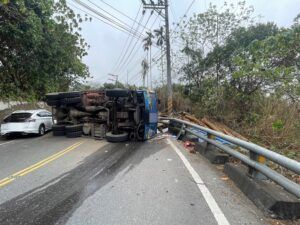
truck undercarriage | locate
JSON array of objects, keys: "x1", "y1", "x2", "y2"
[{"x1": 45, "y1": 89, "x2": 158, "y2": 142}]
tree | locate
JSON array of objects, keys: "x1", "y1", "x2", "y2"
[
  {"x1": 143, "y1": 31, "x2": 154, "y2": 88},
  {"x1": 0, "y1": 0, "x2": 90, "y2": 100},
  {"x1": 102, "y1": 82, "x2": 125, "y2": 90},
  {"x1": 141, "y1": 59, "x2": 149, "y2": 87},
  {"x1": 232, "y1": 24, "x2": 300, "y2": 103},
  {"x1": 154, "y1": 26, "x2": 164, "y2": 47},
  {"x1": 175, "y1": 1, "x2": 256, "y2": 86}
]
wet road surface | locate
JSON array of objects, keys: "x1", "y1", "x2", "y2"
[{"x1": 0, "y1": 134, "x2": 267, "y2": 225}]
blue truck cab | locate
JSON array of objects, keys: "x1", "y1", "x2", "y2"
[
  {"x1": 138, "y1": 90, "x2": 158, "y2": 140},
  {"x1": 105, "y1": 89, "x2": 158, "y2": 142}
]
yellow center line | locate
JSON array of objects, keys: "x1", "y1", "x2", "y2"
[{"x1": 0, "y1": 141, "x2": 84, "y2": 188}]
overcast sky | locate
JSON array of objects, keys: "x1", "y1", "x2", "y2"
[{"x1": 67, "y1": 0, "x2": 300, "y2": 87}]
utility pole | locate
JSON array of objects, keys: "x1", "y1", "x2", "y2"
[
  {"x1": 149, "y1": 47, "x2": 152, "y2": 90},
  {"x1": 143, "y1": 0, "x2": 173, "y2": 114}
]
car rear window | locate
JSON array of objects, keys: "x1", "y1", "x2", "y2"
[{"x1": 4, "y1": 113, "x2": 32, "y2": 122}]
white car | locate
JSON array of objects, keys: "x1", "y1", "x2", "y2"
[{"x1": 0, "y1": 109, "x2": 53, "y2": 137}]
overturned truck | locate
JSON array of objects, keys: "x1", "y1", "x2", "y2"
[{"x1": 45, "y1": 89, "x2": 158, "y2": 142}]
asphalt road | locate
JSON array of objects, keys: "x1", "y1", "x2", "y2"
[{"x1": 0, "y1": 133, "x2": 268, "y2": 225}]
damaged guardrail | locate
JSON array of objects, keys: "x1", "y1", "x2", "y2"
[{"x1": 160, "y1": 117, "x2": 300, "y2": 198}]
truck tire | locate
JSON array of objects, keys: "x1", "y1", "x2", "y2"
[
  {"x1": 65, "y1": 124, "x2": 83, "y2": 133},
  {"x1": 53, "y1": 130, "x2": 65, "y2": 136},
  {"x1": 66, "y1": 131, "x2": 82, "y2": 138},
  {"x1": 106, "y1": 89, "x2": 129, "y2": 98},
  {"x1": 106, "y1": 132, "x2": 128, "y2": 142},
  {"x1": 45, "y1": 92, "x2": 61, "y2": 100},
  {"x1": 52, "y1": 124, "x2": 65, "y2": 132},
  {"x1": 60, "y1": 91, "x2": 81, "y2": 99},
  {"x1": 61, "y1": 97, "x2": 81, "y2": 105},
  {"x1": 46, "y1": 99, "x2": 60, "y2": 107}
]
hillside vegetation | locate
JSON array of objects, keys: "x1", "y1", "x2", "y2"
[{"x1": 157, "y1": 2, "x2": 300, "y2": 159}]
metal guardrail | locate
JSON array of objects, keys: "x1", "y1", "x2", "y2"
[{"x1": 161, "y1": 117, "x2": 300, "y2": 198}]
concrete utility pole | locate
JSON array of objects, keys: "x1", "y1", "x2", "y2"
[{"x1": 143, "y1": 0, "x2": 173, "y2": 114}]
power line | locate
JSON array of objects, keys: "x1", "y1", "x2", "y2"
[
  {"x1": 170, "y1": 0, "x2": 196, "y2": 36},
  {"x1": 118, "y1": 13, "x2": 160, "y2": 79},
  {"x1": 169, "y1": 0, "x2": 177, "y2": 21},
  {"x1": 123, "y1": 15, "x2": 161, "y2": 81},
  {"x1": 96, "y1": 0, "x2": 151, "y2": 32},
  {"x1": 111, "y1": 5, "x2": 144, "y2": 74},
  {"x1": 113, "y1": 13, "x2": 146, "y2": 74},
  {"x1": 71, "y1": 0, "x2": 143, "y2": 38},
  {"x1": 68, "y1": 1, "x2": 141, "y2": 40},
  {"x1": 128, "y1": 70, "x2": 143, "y2": 85},
  {"x1": 151, "y1": 0, "x2": 196, "y2": 67},
  {"x1": 86, "y1": 0, "x2": 150, "y2": 36},
  {"x1": 115, "y1": 13, "x2": 153, "y2": 75},
  {"x1": 71, "y1": 0, "x2": 145, "y2": 39},
  {"x1": 87, "y1": 0, "x2": 140, "y2": 33}
]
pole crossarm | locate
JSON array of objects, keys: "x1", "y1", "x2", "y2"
[{"x1": 143, "y1": 5, "x2": 165, "y2": 10}]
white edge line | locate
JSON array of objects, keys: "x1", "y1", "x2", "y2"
[
  {"x1": 0, "y1": 141, "x2": 14, "y2": 146},
  {"x1": 167, "y1": 138, "x2": 230, "y2": 225}
]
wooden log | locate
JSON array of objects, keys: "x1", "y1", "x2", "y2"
[
  {"x1": 201, "y1": 117, "x2": 223, "y2": 132},
  {"x1": 182, "y1": 112, "x2": 207, "y2": 127}
]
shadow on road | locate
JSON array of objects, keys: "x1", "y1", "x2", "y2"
[
  {"x1": 0, "y1": 139, "x2": 165, "y2": 225},
  {"x1": 1, "y1": 132, "x2": 52, "y2": 141}
]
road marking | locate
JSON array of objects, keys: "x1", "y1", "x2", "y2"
[
  {"x1": 167, "y1": 139, "x2": 230, "y2": 225},
  {"x1": 0, "y1": 141, "x2": 14, "y2": 146},
  {"x1": 0, "y1": 141, "x2": 84, "y2": 188}
]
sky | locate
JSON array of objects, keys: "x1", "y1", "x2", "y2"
[{"x1": 67, "y1": 0, "x2": 300, "y2": 87}]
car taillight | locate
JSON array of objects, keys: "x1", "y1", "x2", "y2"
[{"x1": 26, "y1": 118, "x2": 36, "y2": 122}]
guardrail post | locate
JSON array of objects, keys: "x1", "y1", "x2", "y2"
[
  {"x1": 206, "y1": 133, "x2": 216, "y2": 153},
  {"x1": 176, "y1": 124, "x2": 185, "y2": 140},
  {"x1": 248, "y1": 152, "x2": 267, "y2": 180}
]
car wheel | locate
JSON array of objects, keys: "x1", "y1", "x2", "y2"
[
  {"x1": 106, "y1": 132, "x2": 128, "y2": 142},
  {"x1": 39, "y1": 125, "x2": 45, "y2": 136}
]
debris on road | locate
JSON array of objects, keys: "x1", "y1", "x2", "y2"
[
  {"x1": 221, "y1": 176, "x2": 229, "y2": 181},
  {"x1": 183, "y1": 141, "x2": 196, "y2": 154}
]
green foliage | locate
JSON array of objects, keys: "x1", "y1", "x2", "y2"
[
  {"x1": 177, "y1": 1, "x2": 255, "y2": 51},
  {"x1": 101, "y1": 81, "x2": 125, "y2": 89},
  {"x1": 175, "y1": 0, "x2": 257, "y2": 99},
  {"x1": 272, "y1": 119, "x2": 284, "y2": 131},
  {"x1": 232, "y1": 26, "x2": 300, "y2": 103},
  {"x1": 170, "y1": 3, "x2": 300, "y2": 156},
  {"x1": 0, "y1": 0, "x2": 90, "y2": 101},
  {"x1": 175, "y1": 1, "x2": 300, "y2": 120}
]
